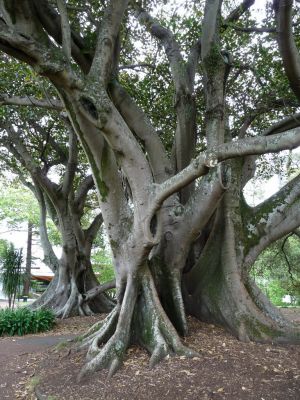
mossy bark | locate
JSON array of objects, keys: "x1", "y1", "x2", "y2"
[
  {"x1": 77, "y1": 263, "x2": 196, "y2": 379},
  {"x1": 183, "y1": 204, "x2": 300, "y2": 343}
]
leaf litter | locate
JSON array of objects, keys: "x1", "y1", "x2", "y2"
[{"x1": 0, "y1": 310, "x2": 299, "y2": 399}]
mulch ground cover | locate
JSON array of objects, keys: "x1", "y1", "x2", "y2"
[{"x1": 0, "y1": 309, "x2": 299, "y2": 400}]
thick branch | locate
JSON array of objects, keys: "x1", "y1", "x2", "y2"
[
  {"x1": 119, "y1": 63, "x2": 155, "y2": 71},
  {"x1": 88, "y1": 0, "x2": 128, "y2": 83},
  {"x1": 186, "y1": 39, "x2": 202, "y2": 86},
  {"x1": 231, "y1": 25, "x2": 277, "y2": 33},
  {"x1": 62, "y1": 109, "x2": 130, "y2": 248},
  {"x1": 244, "y1": 198, "x2": 300, "y2": 269},
  {"x1": 263, "y1": 112, "x2": 300, "y2": 135},
  {"x1": 238, "y1": 100, "x2": 300, "y2": 138},
  {"x1": 74, "y1": 175, "x2": 94, "y2": 214},
  {"x1": 223, "y1": 0, "x2": 255, "y2": 26},
  {"x1": 248, "y1": 172, "x2": 300, "y2": 238},
  {"x1": 0, "y1": 22, "x2": 80, "y2": 88},
  {"x1": 84, "y1": 213, "x2": 104, "y2": 244},
  {"x1": 201, "y1": 0, "x2": 225, "y2": 149},
  {"x1": 135, "y1": 5, "x2": 192, "y2": 93},
  {"x1": 0, "y1": 139, "x2": 27, "y2": 171},
  {"x1": 201, "y1": 0, "x2": 222, "y2": 60},
  {"x1": 33, "y1": 182, "x2": 59, "y2": 271},
  {"x1": 75, "y1": 91, "x2": 154, "y2": 205},
  {"x1": 109, "y1": 81, "x2": 172, "y2": 182},
  {"x1": 180, "y1": 168, "x2": 228, "y2": 244},
  {"x1": 62, "y1": 127, "x2": 78, "y2": 196},
  {"x1": 30, "y1": 121, "x2": 68, "y2": 164},
  {"x1": 32, "y1": 0, "x2": 91, "y2": 73},
  {"x1": 150, "y1": 128, "x2": 300, "y2": 218},
  {"x1": 0, "y1": 94, "x2": 63, "y2": 110},
  {"x1": 275, "y1": 0, "x2": 300, "y2": 102},
  {"x1": 134, "y1": 4, "x2": 197, "y2": 195},
  {"x1": 4, "y1": 125, "x2": 60, "y2": 201},
  {"x1": 81, "y1": 279, "x2": 116, "y2": 303},
  {"x1": 57, "y1": 0, "x2": 71, "y2": 64}
]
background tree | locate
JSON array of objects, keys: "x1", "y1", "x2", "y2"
[
  {"x1": 252, "y1": 232, "x2": 300, "y2": 305},
  {"x1": 0, "y1": 108, "x2": 114, "y2": 317},
  {"x1": 0, "y1": 0, "x2": 299, "y2": 378}
]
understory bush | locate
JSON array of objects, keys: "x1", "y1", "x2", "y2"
[{"x1": 0, "y1": 307, "x2": 55, "y2": 336}]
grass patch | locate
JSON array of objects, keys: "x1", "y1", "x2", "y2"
[
  {"x1": 27, "y1": 376, "x2": 40, "y2": 392},
  {"x1": 54, "y1": 340, "x2": 70, "y2": 351}
]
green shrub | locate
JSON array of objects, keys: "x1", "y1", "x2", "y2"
[
  {"x1": 0, "y1": 242, "x2": 23, "y2": 309},
  {"x1": 266, "y1": 280, "x2": 286, "y2": 306},
  {"x1": 0, "y1": 307, "x2": 55, "y2": 336}
]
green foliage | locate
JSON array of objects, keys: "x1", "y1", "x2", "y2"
[
  {"x1": 0, "y1": 307, "x2": 55, "y2": 336},
  {"x1": 91, "y1": 226, "x2": 115, "y2": 283},
  {"x1": 0, "y1": 242, "x2": 23, "y2": 308},
  {"x1": 0, "y1": 181, "x2": 39, "y2": 228},
  {"x1": 91, "y1": 234, "x2": 116, "y2": 300},
  {"x1": 92, "y1": 248, "x2": 115, "y2": 283},
  {"x1": 266, "y1": 280, "x2": 289, "y2": 307},
  {"x1": 0, "y1": 239, "x2": 9, "y2": 258},
  {"x1": 0, "y1": 178, "x2": 61, "y2": 247},
  {"x1": 252, "y1": 235, "x2": 300, "y2": 306}
]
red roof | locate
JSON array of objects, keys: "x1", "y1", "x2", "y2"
[{"x1": 31, "y1": 275, "x2": 53, "y2": 282}]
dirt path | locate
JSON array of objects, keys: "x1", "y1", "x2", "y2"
[
  {"x1": 0, "y1": 311, "x2": 299, "y2": 400},
  {"x1": 0, "y1": 316, "x2": 90, "y2": 399},
  {"x1": 0, "y1": 335, "x2": 75, "y2": 358},
  {"x1": 0, "y1": 335, "x2": 75, "y2": 399}
]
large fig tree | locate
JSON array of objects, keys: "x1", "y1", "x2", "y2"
[{"x1": 0, "y1": 0, "x2": 300, "y2": 377}]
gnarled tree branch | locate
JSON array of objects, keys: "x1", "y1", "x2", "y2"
[
  {"x1": 274, "y1": 0, "x2": 300, "y2": 102},
  {"x1": 0, "y1": 94, "x2": 63, "y2": 110}
]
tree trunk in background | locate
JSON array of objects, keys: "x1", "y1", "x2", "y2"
[
  {"x1": 30, "y1": 212, "x2": 114, "y2": 318},
  {"x1": 37, "y1": 190, "x2": 59, "y2": 272},
  {"x1": 22, "y1": 220, "x2": 33, "y2": 297}
]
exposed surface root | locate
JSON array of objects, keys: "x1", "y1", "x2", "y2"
[
  {"x1": 77, "y1": 267, "x2": 197, "y2": 379},
  {"x1": 83, "y1": 307, "x2": 120, "y2": 354},
  {"x1": 78, "y1": 332, "x2": 128, "y2": 381},
  {"x1": 78, "y1": 277, "x2": 138, "y2": 380},
  {"x1": 136, "y1": 268, "x2": 198, "y2": 364}
]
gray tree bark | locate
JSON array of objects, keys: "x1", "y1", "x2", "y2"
[{"x1": 22, "y1": 220, "x2": 33, "y2": 298}]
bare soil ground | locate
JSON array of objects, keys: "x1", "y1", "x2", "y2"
[{"x1": 0, "y1": 308, "x2": 299, "y2": 400}]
